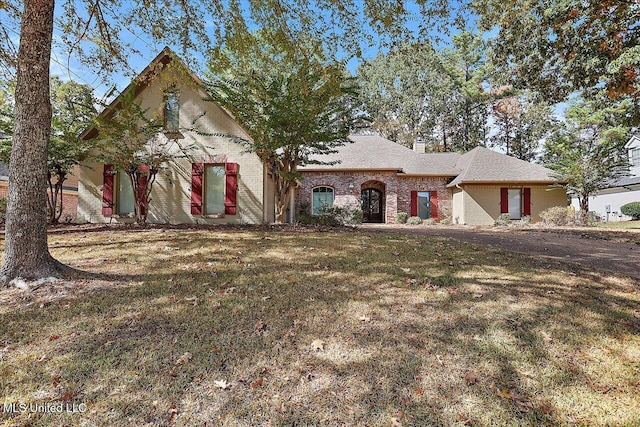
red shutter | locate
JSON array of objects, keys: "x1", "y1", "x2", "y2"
[
  {"x1": 500, "y1": 187, "x2": 509, "y2": 214},
  {"x1": 225, "y1": 162, "x2": 238, "y2": 215},
  {"x1": 523, "y1": 187, "x2": 531, "y2": 216},
  {"x1": 430, "y1": 191, "x2": 438, "y2": 219},
  {"x1": 102, "y1": 164, "x2": 114, "y2": 216},
  {"x1": 191, "y1": 163, "x2": 203, "y2": 215},
  {"x1": 410, "y1": 191, "x2": 418, "y2": 217},
  {"x1": 137, "y1": 164, "x2": 149, "y2": 217}
]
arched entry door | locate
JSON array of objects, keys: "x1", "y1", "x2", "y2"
[{"x1": 361, "y1": 188, "x2": 383, "y2": 223}]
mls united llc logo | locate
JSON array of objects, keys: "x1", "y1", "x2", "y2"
[{"x1": 2, "y1": 402, "x2": 87, "y2": 414}]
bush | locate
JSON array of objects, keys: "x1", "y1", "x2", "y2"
[
  {"x1": 297, "y1": 203, "x2": 363, "y2": 226},
  {"x1": 407, "y1": 216, "x2": 423, "y2": 225},
  {"x1": 621, "y1": 201, "x2": 640, "y2": 220},
  {"x1": 540, "y1": 206, "x2": 576, "y2": 226},
  {"x1": 423, "y1": 218, "x2": 436, "y2": 226},
  {"x1": 396, "y1": 212, "x2": 409, "y2": 224},
  {"x1": 494, "y1": 213, "x2": 511, "y2": 226}
]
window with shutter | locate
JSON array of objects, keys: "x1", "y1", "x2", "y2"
[{"x1": 191, "y1": 162, "x2": 239, "y2": 217}]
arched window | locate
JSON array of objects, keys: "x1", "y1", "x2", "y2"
[{"x1": 312, "y1": 186, "x2": 334, "y2": 215}]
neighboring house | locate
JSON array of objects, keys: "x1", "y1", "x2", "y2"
[
  {"x1": 0, "y1": 162, "x2": 79, "y2": 222},
  {"x1": 571, "y1": 135, "x2": 640, "y2": 221},
  {"x1": 297, "y1": 136, "x2": 567, "y2": 225},
  {"x1": 78, "y1": 48, "x2": 274, "y2": 224}
]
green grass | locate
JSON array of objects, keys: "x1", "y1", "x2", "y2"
[
  {"x1": 598, "y1": 220, "x2": 640, "y2": 230},
  {"x1": 1, "y1": 226, "x2": 639, "y2": 426}
]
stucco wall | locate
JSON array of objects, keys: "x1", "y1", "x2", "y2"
[
  {"x1": 461, "y1": 184, "x2": 567, "y2": 225},
  {"x1": 297, "y1": 171, "x2": 451, "y2": 223},
  {"x1": 78, "y1": 67, "x2": 266, "y2": 224},
  {"x1": 451, "y1": 187, "x2": 464, "y2": 225}
]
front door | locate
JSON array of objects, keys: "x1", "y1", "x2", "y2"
[{"x1": 362, "y1": 188, "x2": 383, "y2": 223}]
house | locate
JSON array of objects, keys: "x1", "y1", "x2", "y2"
[
  {"x1": 77, "y1": 49, "x2": 565, "y2": 226},
  {"x1": 297, "y1": 135, "x2": 567, "y2": 225},
  {"x1": 570, "y1": 135, "x2": 640, "y2": 221},
  {"x1": 77, "y1": 48, "x2": 275, "y2": 224}
]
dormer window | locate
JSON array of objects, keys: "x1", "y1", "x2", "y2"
[{"x1": 164, "y1": 92, "x2": 179, "y2": 132}]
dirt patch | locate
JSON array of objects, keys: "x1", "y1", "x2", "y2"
[{"x1": 364, "y1": 224, "x2": 640, "y2": 281}]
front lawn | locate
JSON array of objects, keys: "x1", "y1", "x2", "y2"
[{"x1": 1, "y1": 226, "x2": 639, "y2": 426}]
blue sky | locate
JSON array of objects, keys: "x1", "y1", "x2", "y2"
[{"x1": 40, "y1": 0, "x2": 475, "y2": 101}]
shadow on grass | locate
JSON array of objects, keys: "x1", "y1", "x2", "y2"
[{"x1": 1, "y1": 229, "x2": 639, "y2": 426}]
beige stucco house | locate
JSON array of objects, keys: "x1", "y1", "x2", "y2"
[
  {"x1": 77, "y1": 49, "x2": 566, "y2": 226},
  {"x1": 298, "y1": 136, "x2": 567, "y2": 225},
  {"x1": 78, "y1": 48, "x2": 275, "y2": 225}
]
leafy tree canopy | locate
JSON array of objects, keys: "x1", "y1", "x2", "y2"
[
  {"x1": 473, "y1": 0, "x2": 639, "y2": 122},
  {"x1": 542, "y1": 100, "x2": 632, "y2": 219},
  {"x1": 206, "y1": 30, "x2": 367, "y2": 222}
]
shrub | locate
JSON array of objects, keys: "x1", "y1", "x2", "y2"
[
  {"x1": 407, "y1": 216, "x2": 423, "y2": 225},
  {"x1": 297, "y1": 204, "x2": 363, "y2": 226},
  {"x1": 540, "y1": 206, "x2": 576, "y2": 226},
  {"x1": 494, "y1": 213, "x2": 511, "y2": 226},
  {"x1": 423, "y1": 218, "x2": 436, "y2": 226},
  {"x1": 396, "y1": 212, "x2": 409, "y2": 224},
  {"x1": 621, "y1": 202, "x2": 640, "y2": 220}
]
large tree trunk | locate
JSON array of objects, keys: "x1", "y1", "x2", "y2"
[{"x1": 0, "y1": 0, "x2": 60, "y2": 285}]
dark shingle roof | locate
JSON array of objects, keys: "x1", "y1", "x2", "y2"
[
  {"x1": 446, "y1": 146, "x2": 561, "y2": 187},
  {"x1": 301, "y1": 135, "x2": 563, "y2": 184},
  {"x1": 301, "y1": 135, "x2": 460, "y2": 175}
]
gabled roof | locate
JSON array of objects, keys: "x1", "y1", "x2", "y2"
[
  {"x1": 80, "y1": 47, "x2": 202, "y2": 140},
  {"x1": 446, "y1": 146, "x2": 561, "y2": 187},
  {"x1": 300, "y1": 135, "x2": 460, "y2": 175}
]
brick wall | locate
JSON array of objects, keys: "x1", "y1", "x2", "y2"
[
  {"x1": 0, "y1": 182, "x2": 78, "y2": 222},
  {"x1": 397, "y1": 176, "x2": 452, "y2": 220},
  {"x1": 297, "y1": 171, "x2": 452, "y2": 223}
]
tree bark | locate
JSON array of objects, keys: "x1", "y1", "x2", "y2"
[{"x1": 0, "y1": 0, "x2": 60, "y2": 285}]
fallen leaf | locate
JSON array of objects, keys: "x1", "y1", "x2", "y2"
[
  {"x1": 214, "y1": 379, "x2": 230, "y2": 390},
  {"x1": 59, "y1": 391, "x2": 77, "y2": 402},
  {"x1": 415, "y1": 389, "x2": 424, "y2": 395},
  {"x1": 49, "y1": 334, "x2": 60, "y2": 341},
  {"x1": 540, "y1": 331, "x2": 553, "y2": 343},
  {"x1": 311, "y1": 339, "x2": 325, "y2": 352},
  {"x1": 401, "y1": 267, "x2": 411, "y2": 273},
  {"x1": 168, "y1": 404, "x2": 178, "y2": 424},
  {"x1": 250, "y1": 378, "x2": 263, "y2": 388},
  {"x1": 463, "y1": 370, "x2": 478, "y2": 386},
  {"x1": 51, "y1": 375, "x2": 62, "y2": 386},
  {"x1": 359, "y1": 315, "x2": 371, "y2": 322},
  {"x1": 498, "y1": 388, "x2": 521, "y2": 400},
  {"x1": 390, "y1": 417, "x2": 403, "y2": 427},
  {"x1": 175, "y1": 352, "x2": 192, "y2": 366}
]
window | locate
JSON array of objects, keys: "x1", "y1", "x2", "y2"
[
  {"x1": 417, "y1": 191, "x2": 431, "y2": 219},
  {"x1": 312, "y1": 187, "x2": 334, "y2": 215},
  {"x1": 117, "y1": 170, "x2": 135, "y2": 215},
  {"x1": 410, "y1": 190, "x2": 438, "y2": 219},
  {"x1": 507, "y1": 188, "x2": 521, "y2": 219},
  {"x1": 204, "y1": 165, "x2": 225, "y2": 215},
  {"x1": 631, "y1": 148, "x2": 640, "y2": 167},
  {"x1": 500, "y1": 187, "x2": 531, "y2": 219},
  {"x1": 164, "y1": 92, "x2": 179, "y2": 131},
  {"x1": 190, "y1": 162, "x2": 238, "y2": 216}
]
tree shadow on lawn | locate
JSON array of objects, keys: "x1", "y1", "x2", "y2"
[{"x1": 1, "y1": 231, "x2": 639, "y2": 426}]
